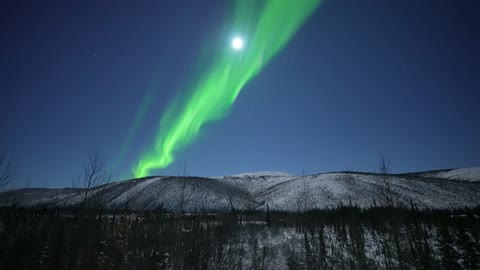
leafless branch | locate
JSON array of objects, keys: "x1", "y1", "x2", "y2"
[
  {"x1": 74, "y1": 152, "x2": 111, "y2": 206},
  {"x1": 377, "y1": 154, "x2": 397, "y2": 207}
]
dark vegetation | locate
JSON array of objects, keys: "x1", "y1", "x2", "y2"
[{"x1": 1, "y1": 205, "x2": 479, "y2": 270}]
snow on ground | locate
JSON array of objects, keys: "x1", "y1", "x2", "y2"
[
  {"x1": 1, "y1": 168, "x2": 480, "y2": 211},
  {"x1": 256, "y1": 172, "x2": 480, "y2": 211},
  {"x1": 214, "y1": 171, "x2": 300, "y2": 195},
  {"x1": 106, "y1": 177, "x2": 162, "y2": 207},
  {"x1": 229, "y1": 171, "x2": 295, "y2": 177},
  {"x1": 423, "y1": 167, "x2": 480, "y2": 182}
]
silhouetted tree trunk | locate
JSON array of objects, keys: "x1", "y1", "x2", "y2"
[
  {"x1": 438, "y1": 225, "x2": 461, "y2": 270},
  {"x1": 377, "y1": 154, "x2": 397, "y2": 207},
  {"x1": 73, "y1": 152, "x2": 111, "y2": 208}
]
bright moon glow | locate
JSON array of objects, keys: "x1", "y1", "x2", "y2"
[
  {"x1": 231, "y1": 37, "x2": 244, "y2": 50},
  {"x1": 133, "y1": 0, "x2": 321, "y2": 178}
]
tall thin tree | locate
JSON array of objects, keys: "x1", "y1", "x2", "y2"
[
  {"x1": 73, "y1": 152, "x2": 111, "y2": 206},
  {"x1": 377, "y1": 154, "x2": 396, "y2": 207}
]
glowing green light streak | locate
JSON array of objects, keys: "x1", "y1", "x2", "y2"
[
  {"x1": 112, "y1": 86, "x2": 154, "y2": 173},
  {"x1": 133, "y1": 0, "x2": 322, "y2": 177}
]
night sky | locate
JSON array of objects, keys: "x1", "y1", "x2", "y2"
[{"x1": 1, "y1": 0, "x2": 479, "y2": 188}]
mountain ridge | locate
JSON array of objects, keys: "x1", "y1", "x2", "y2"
[{"x1": 1, "y1": 167, "x2": 479, "y2": 212}]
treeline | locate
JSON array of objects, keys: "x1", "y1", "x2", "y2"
[
  {"x1": 281, "y1": 206, "x2": 480, "y2": 270},
  {"x1": 0, "y1": 206, "x2": 479, "y2": 269}
]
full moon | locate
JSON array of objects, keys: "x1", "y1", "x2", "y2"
[{"x1": 231, "y1": 37, "x2": 244, "y2": 50}]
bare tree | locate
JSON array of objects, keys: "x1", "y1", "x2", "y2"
[
  {"x1": 178, "y1": 160, "x2": 187, "y2": 213},
  {"x1": 0, "y1": 148, "x2": 16, "y2": 190},
  {"x1": 296, "y1": 176, "x2": 316, "y2": 212},
  {"x1": 377, "y1": 154, "x2": 396, "y2": 207},
  {"x1": 73, "y1": 152, "x2": 111, "y2": 206}
]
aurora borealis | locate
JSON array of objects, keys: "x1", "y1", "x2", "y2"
[
  {"x1": 3, "y1": 0, "x2": 480, "y2": 187},
  {"x1": 132, "y1": 0, "x2": 322, "y2": 177}
]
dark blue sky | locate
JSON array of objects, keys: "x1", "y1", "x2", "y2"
[{"x1": 1, "y1": 0, "x2": 479, "y2": 187}]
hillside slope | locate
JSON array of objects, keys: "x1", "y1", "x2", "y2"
[
  {"x1": 1, "y1": 168, "x2": 479, "y2": 211},
  {"x1": 256, "y1": 172, "x2": 480, "y2": 211},
  {"x1": 0, "y1": 176, "x2": 258, "y2": 212},
  {"x1": 410, "y1": 167, "x2": 480, "y2": 182}
]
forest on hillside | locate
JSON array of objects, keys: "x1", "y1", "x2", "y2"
[{"x1": 1, "y1": 206, "x2": 479, "y2": 270}]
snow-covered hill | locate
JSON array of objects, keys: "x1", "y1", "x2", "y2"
[
  {"x1": 257, "y1": 172, "x2": 480, "y2": 211},
  {"x1": 1, "y1": 168, "x2": 479, "y2": 212},
  {"x1": 214, "y1": 171, "x2": 299, "y2": 194},
  {"x1": 409, "y1": 167, "x2": 480, "y2": 182},
  {"x1": 0, "y1": 176, "x2": 258, "y2": 212}
]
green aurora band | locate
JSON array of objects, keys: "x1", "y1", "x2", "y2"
[{"x1": 133, "y1": 0, "x2": 322, "y2": 178}]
